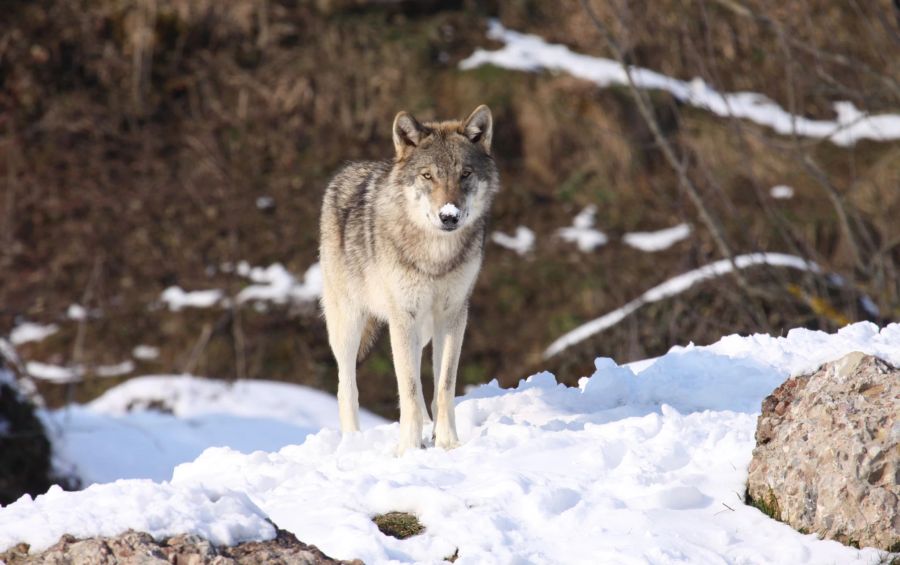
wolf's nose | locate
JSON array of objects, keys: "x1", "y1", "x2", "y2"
[
  {"x1": 438, "y1": 203, "x2": 461, "y2": 229},
  {"x1": 439, "y1": 212, "x2": 459, "y2": 227}
]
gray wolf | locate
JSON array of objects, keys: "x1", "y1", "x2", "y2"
[{"x1": 319, "y1": 105, "x2": 499, "y2": 453}]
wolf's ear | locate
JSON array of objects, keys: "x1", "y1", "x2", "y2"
[
  {"x1": 393, "y1": 111, "x2": 425, "y2": 157},
  {"x1": 462, "y1": 105, "x2": 493, "y2": 154}
]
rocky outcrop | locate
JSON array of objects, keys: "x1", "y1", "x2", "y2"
[
  {"x1": 0, "y1": 526, "x2": 360, "y2": 565},
  {"x1": 747, "y1": 352, "x2": 899, "y2": 550},
  {"x1": 0, "y1": 363, "x2": 54, "y2": 505}
]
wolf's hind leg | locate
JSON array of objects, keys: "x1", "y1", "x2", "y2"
[{"x1": 324, "y1": 296, "x2": 365, "y2": 433}]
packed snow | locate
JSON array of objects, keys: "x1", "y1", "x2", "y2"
[
  {"x1": 132, "y1": 344, "x2": 160, "y2": 360},
  {"x1": 25, "y1": 361, "x2": 82, "y2": 383},
  {"x1": 545, "y1": 253, "x2": 819, "y2": 358},
  {"x1": 770, "y1": 185, "x2": 795, "y2": 199},
  {"x1": 461, "y1": 21, "x2": 900, "y2": 147},
  {"x1": 558, "y1": 205, "x2": 608, "y2": 251},
  {"x1": 2, "y1": 323, "x2": 898, "y2": 564},
  {"x1": 159, "y1": 286, "x2": 224, "y2": 311},
  {"x1": 9, "y1": 322, "x2": 59, "y2": 346},
  {"x1": 623, "y1": 223, "x2": 692, "y2": 252},
  {"x1": 42, "y1": 375, "x2": 387, "y2": 485},
  {"x1": 491, "y1": 226, "x2": 536, "y2": 255},
  {"x1": 235, "y1": 261, "x2": 322, "y2": 305}
]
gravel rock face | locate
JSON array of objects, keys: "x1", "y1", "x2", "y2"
[
  {"x1": 0, "y1": 527, "x2": 362, "y2": 565},
  {"x1": 0, "y1": 367, "x2": 53, "y2": 505},
  {"x1": 747, "y1": 352, "x2": 899, "y2": 551}
]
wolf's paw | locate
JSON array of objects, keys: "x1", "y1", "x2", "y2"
[
  {"x1": 434, "y1": 437, "x2": 461, "y2": 450},
  {"x1": 395, "y1": 439, "x2": 425, "y2": 456}
]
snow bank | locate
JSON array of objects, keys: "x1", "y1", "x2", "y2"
[
  {"x1": 461, "y1": 21, "x2": 900, "y2": 147},
  {"x1": 558, "y1": 205, "x2": 607, "y2": 251},
  {"x1": 9, "y1": 322, "x2": 59, "y2": 346},
  {"x1": 43, "y1": 375, "x2": 387, "y2": 485},
  {"x1": 491, "y1": 226, "x2": 535, "y2": 255},
  {"x1": 3, "y1": 324, "x2": 898, "y2": 563},
  {"x1": 623, "y1": 223, "x2": 691, "y2": 252},
  {"x1": 545, "y1": 252, "x2": 819, "y2": 358}
]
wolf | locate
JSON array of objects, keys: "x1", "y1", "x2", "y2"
[{"x1": 319, "y1": 105, "x2": 499, "y2": 454}]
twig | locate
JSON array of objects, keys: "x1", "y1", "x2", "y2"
[{"x1": 580, "y1": 0, "x2": 761, "y2": 306}]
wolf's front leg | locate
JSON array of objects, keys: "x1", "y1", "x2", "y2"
[
  {"x1": 433, "y1": 307, "x2": 467, "y2": 449},
  {"x1": 388, "y1": 315, "x2": 425, "y2": 454}
]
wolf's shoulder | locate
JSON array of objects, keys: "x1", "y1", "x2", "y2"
[{"x1": 325, "y1": 160, "x2": 391, "y2": 198}]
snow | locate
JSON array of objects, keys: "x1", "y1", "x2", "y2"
[
  {"x1": 491, "y1": 226, "x2": 535, "y2": 255},
  {"x1": 25, "y1": 361, "x2": 82, "y2": 383},
  {"x1": 545, "y1": 253, "x2": 819, "y2": 358},
  {"x1": 132, "y1": 345, "x2": 160, "y2": 360},
  {"x1": 0, "y1": 483, "x2": 274, "y2": 553},
  {"x1": 439, "y1": 203, "x2": 461, "y2": 218},
  {"x1": 67, "y1": 304, "x2": 88, "y2": 321},
  {"x1": 95, "y1": 360, "x2": 136, "y2": 378},
  {"x1": 558, "y1": 205, "x2": 608, "y2": 251},
  {"x1": 623, "y1": 223, "x2": 692, "y2": 252},
  {"x1": 3, "y1": 324, "x2": 898, "y2": 563},
  {"x1": 42, "y1": 375, "x2": 387, "y2": 485},
  {"x1": 9, "y1": 322, "x2": 59, "y2": 346},
  {"x1": 461, "y1": 21, "x2": 900, "y2": 147},
  {"x1": 770, "y1": 185, "x2": 795, "y2": 199},
  {"x1": 235, "y1": 262, "x2": 322, "y2": 305},
  {"x1": 255, "y1": 195, "x2": 275, "y2": 210},
  {"x1": 160, "y1": 286, "x2": 223, "y2": 311}
]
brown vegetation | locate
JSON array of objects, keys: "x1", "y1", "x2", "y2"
[{"x1": 1, "y1": 1, "x2": 898, "y2": 419}]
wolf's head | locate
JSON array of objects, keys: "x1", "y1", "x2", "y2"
[{"x1": 391, "y1": 105, "x2": 499, "y2": 233}]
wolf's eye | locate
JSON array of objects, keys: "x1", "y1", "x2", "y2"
[
  {"x1": 461, "y1": 170, "x2": 472, "y2": 179},
  {"x1": 421, "y1": 172, "x2": 432, "y2": 180}
]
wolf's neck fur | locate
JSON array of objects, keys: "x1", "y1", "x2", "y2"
[{"x1": 378, "y1": 183, "x2": 486, "y2": 279}]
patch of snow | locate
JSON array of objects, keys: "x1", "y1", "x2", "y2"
[
  {"x1": 43, "y1": 375, "x2": 387, "y2": 485},
  {"x1": 255, "y1": 196, "x2": 275, "y2": 210},
  {"x1": 67, "y1": 304, "x2": 88, "y2": 321},
  {"x1": 461, "y1": 21, "x2": 900, "y2": 147},
  {"x1": 0, "y1": 483, "x2": 273, "y2": 553},
  {"x1": 557, "y1": 205, "x2": 608, "y2": 252},
  {"x1": 25, "y1": 362, "x2": 83, "y2": 383},
  {"x1": 623, "y1": 223, "x2": 692, "y2": 252},
  {"x1": 439, "y1": 203, "x2": 460, "y2": 217},
  {"x1": 491, "y1": 226, "x2": 535, "y2": 255},
  {"x1": 2, "y1": 324, "x2": 898, "y2": 562},
  {"x1": 770, "y1": 185, "x2": 795, "y2": 199},
  {"x1": 545, "y1": 253, "x2": 819, "y2": 358},
  {"x1": 10, "y1": 322, "x2": 59, "y2": 346},
  {"x1": 160, "y1": 287, "x2": 223, "y2": 311},
  {"x1": 95, "y1": 361, "x2": 136, "y2": 378},
  {"x1": 132, "y1": 345, "x2": 161, "y2": 361},
  {"x1": 236, "y1": 262, "x2": 322, "y2": 305}
]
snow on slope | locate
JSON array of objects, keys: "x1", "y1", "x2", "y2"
[
  {"x1": 42, "y1": 376, "x2": 387, "y2": 485},
  {"x1": 2, "y1": 323, "x2": 899, "y2": 563},
  {"x1": 623, "y1": 223, "x2": 692, "y2": 252},
  {"x1": 461, "y1": 21, "x2": 900, "y2": 147},
  {"x1": 545, "y1": 253, "x2": 819, "y2": 358}
]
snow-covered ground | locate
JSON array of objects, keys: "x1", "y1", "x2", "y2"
[
  {"x1": 461, "y1": 21, "x2": 900, "y2": 147},
  {"x1": 41, "y1": 375, "x2": 387, "y2": 485},
  {"x1": 2, "y1": 323, "x2": 899, "y2": 564},
  {"x1": 558, "y1": 205, "x2": 608, "y2": 252},
  {"x1": 623, "y1": 223, "x2": 692, "y2": 252}
]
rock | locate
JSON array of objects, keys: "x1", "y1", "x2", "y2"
[
  {"x1": 0, "y1": 526, "x2": 362, "y2": 564},
  {"x1": 0, "y1": 364, "x2": 54, "y2": 505},
  {"x1": 747, "y1": 352, "x2": 899, "y2": 550}
]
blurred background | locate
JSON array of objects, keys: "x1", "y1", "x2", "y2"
[{"x1": 1, "y1": 0, "x2": 898, "y2": 422}]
